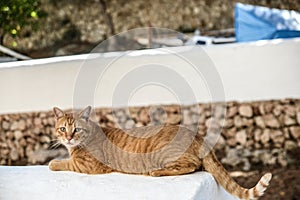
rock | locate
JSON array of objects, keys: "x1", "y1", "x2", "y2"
[
  {"x1": 233, "y1": 116, "x2": 243, "y2": 128},
  {"x1": 273, "y1": 105, "x2": 283, "y2": 116},
  {"x1": 165, "y1": 105, "x2": 181, "y2": 113},
  {"x1": 224, "y1": 119, "x2": 234, "y2": 128},
  {"x1": 234, "y1": 116, "x2": 252, "y2": 128},
  {"x1": 43, "y1": 143, "x2": 50, "y2": 149},
  {"x1": 289, "y1": 126, "x2": 300, "y2": 139},
  {"x1": 139, "y1": 108, "x2": 150, "y2": 123},
  {"x1": 205, "y1": 131, "x2": 222, "y2": 148},
  {"x1": 114, "y1": 109, "x2": 125, "y2": 118},
  {"x1": 39, "y1": 113, "x2": 47, "y2": 118},
  {"x1": 221, "y1": 147, "x2": 250, "y2": 170},
  {"x1": 284, "y1": 140, "x2": 297, "y2": 150},
  {"x1": 10, "y1": 148, "x2": 19, "y2": 161},
  {"x1": 259, "y1": 151, "x2": 276, "y2": 165},
  {"x1": 270, "y1": 130, "x2": 284, "y2": 144},
  {"x1": 183, "y1": 109, "x2": 193, "y2": 125},
  {"x1": 254, "y1": 143, "x2": 262, "y2": 149},
  {"x1": 205, "y1": 118, "x2": 221, "y2": 130},
  {"x1": 128, "y1": 107, "x2": 139, "y2": 118},
  {"x1": 6, "y1": 131, "x2": 14, "y2": 140},
  {"x1": 190, "y1": 104, "x2": 203, "y2": 114},
  {"x1": 105, "y1": 114, "x2": 115, "y2": 122},
  {"x1": 212, "y1": 104, "x2": 226, "y2": 119},
  {"x1": 0, "y1": 160, "x2": 7, "y2": 165},
  {"x1": 18, "y1": 119, "x2": 26, "y2": 130},
  {"x1": 227, "y1": 138, "x2": 237, "y2": 147},
  {"x1": 254, "y1": 116, "x2": 265, "y2": 128},
  {"x1": 0, "y1": 142, "x2": 8, "y2": 148},
  {"x1": 239, "y1": 105, "x2": 253, "y2": 118},
  {"x1": 283, "y1": 128, "x2": 290, "y2": 139},
  {"x1": 226, "y1": 106, "x2": 238, "y2": 118},
  {"x1": 242, "y1": 158, "x2": 251, "y2": 171},
  {"x1": 150, "y1": 107, "x2": 167, "y2": 123},
  {"x1": 166, "y1": 114, "x2": 181, "y2": 124},
  {"x1": 33, "y1": 127, "x2": 40, "y2": 135},
  {"x1": 14, "y1": 130, "x2": 23, "y2": 140},
  {"x1": 34, "y1": 118, "x2": 42, "y2": 126},
  {"x1": 216, "y1": 135, "x2": 226, "y2": 149},
  {"x1": 258, "y1": 104, "x2": 265, "y2": 115},
  {"x1": 224, "y1": 128, "x2": 236, "y2": 138},
  {"x1": 284, "y1": 105, "x2": 296, "y2": 116},
  {"x1": 18, "y1": 146, "x2": 25, "y2": 158},
  {"x1": 296, "y1": 112, "x2": 300, "y2": 125},
  {"x1": 1, "y1": 149, "x2": 9, "y2": 156},
  {"x1": 25, "y1": 145, "x2": 34, "y2": 157},
  {"x1": 263, "y1": 114, "x2": 280, "y2": 128},
  {"x1": 283, "y1": 115, "x2": 296, "y2": 126},
  {"x1": 278, "y1": 154, "x2": 288, "y2": 167},
  {"x1": 26, "y1": 137, "x2": 36, "y2": 144},
  {"x1": 245, "y1": 140, "x2": 254, "y2": 148},
  {"x1": 40, "y1": 135, "x2": 51, "y2": 143},
  {"x1": 2, "y1": 121, "x2": 10, "y2": 130},
  {"x1": 261, "y1": 129, "x2": 270, "y2": 144},
  {"x1": 264, "y1": 103, "x2": 274, "y2": 114},
  {"x1": 124, "y1": 119, "x2": 135, "y2": 129},
  {"x1": 42, "y1": 118, "x2": 48, "y2": 125},
  {"x1": 10, "y1": 121, "x2": 18, "y2": 130},
  {"x1": 47, "y1": 117, "x2": 55, "y2": 126},
  {"x1": 135, "y1": 122, "x2": 144, "y2": 127},
  {"x1": 19, "y1": 138, "x2": 27, "y2": 147},
  {"x1": 244, "y1": 118, "x2": 254, "y2": 127},
  {"x1": 236, "y1": 130, "x2": 247, "y2": 145},
  {"x1": 253, "y1": 128, "x2": 262, "y2": 142},
  {"x1": 221, "y1": 148, "x2": 240, "y2": 166}
]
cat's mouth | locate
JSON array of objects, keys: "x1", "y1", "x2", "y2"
[{"x1": 64, "y1": 140, "x2": 78, "y2": 147}]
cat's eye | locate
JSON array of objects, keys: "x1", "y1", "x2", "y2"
[
  {"x1": 74, "y1": 128, "x2": 82, "y2": 132},
  {"x1": 59, "y1": 127, "x2": 66, "y2": 132}
]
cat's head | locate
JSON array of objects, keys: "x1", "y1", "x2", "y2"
[{"x1": 53, "y1": 106, "x2": 92, "y2": 149}]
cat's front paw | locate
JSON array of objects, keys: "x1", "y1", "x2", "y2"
[{"x1": 49, "y1": 159, "x2": 62, "y2": 171}]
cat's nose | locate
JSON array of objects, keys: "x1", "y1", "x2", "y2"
[{"x1": 66, "y1": 136, "x2": 72, "y2": 141}]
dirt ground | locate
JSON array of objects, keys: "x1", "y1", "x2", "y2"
[{"x1": 233, "y1": 165, "x2": 300, "y2": 200}]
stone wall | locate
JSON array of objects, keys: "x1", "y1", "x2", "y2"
[
  {"x1": 6, "y1": 0, "x2": 300, "y2": 57},
  {"x1": 1, "y1": 99, "x2": 299, "y2": 169}
]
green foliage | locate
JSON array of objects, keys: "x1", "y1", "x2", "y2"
[{"x1": 0, "y1": 0, "x2": 45, "y2": 45}]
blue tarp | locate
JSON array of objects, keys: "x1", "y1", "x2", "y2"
[{"x1": 235, "y1": 3, "x2": 300, "y2": 42}]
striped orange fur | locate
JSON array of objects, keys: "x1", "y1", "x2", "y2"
[{"x1": 49, "y1": 106, "x2": 271, "y2": 200}]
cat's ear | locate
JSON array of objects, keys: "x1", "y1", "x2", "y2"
[
  {"x1": 53, "y1": 107, "x2": 64, "y2": 119},
  {"x1": 79, "y1": 106, "x2": 92, "y2": 121}
]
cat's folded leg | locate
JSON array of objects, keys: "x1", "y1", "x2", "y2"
[
  {"x1": 49, "y1": 159, "x2": 70, "y2": 171},
  {"x1": 149, "y1": 163, "x2": 198, "y2": 176},
  {"x1": 149, "y1": 153, "x2": 201, "y2": 176},
  {"x1": 149, "y1": 166, "x2": 197, "y2": 176}
]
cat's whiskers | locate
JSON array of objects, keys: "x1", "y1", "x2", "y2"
[{"x1": 50, "y1": 140, "x2": 62, "y2": 149}]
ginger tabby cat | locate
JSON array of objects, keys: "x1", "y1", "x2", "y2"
[{"x1": 49, "y1": 106, "x2": 272, "y2": 200}]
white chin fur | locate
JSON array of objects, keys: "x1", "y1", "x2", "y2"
[{"x1": 63, "y1": 140, "x2": 79, "y2": 148}]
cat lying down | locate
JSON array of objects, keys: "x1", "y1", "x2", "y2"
[{"x1": 49, "y1": 106, "x2": 272, "y2": 200}]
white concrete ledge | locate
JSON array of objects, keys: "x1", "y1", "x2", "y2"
[{"x1": 0, "y1": 166, "x2": 238, "y2": 200}]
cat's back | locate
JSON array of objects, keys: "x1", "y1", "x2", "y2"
[{"x1": 100, "y1": 125, "x2": 201, "y2": 153}]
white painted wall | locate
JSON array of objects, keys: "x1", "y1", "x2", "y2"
[{"x1": 0, "y1": 38, "x2": 299, "y2": 114}]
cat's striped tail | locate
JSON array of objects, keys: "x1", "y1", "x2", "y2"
[{"x1": 203, "y1": 153, "x2": 272, "y2": 200}]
